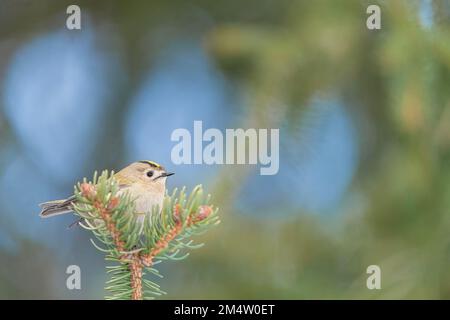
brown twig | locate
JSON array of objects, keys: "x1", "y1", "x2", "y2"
[
  {"x1": 80, "y1": 183, "x2": 213, "y2": 300},
  {"x1": 82, "y1": 183, "x2": 140, "y2": 298},
  {"x1": 140, "y1": 204, "x2": 184, "y2": 267},
  {"x1": 140, "y1": 204, "x2": 213, "y2": 267},
  {"x1": 130, "y1": 254, "x2": 143, "y2": 300}
]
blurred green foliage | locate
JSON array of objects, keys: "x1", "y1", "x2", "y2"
[{"x1": 203, "y1": 0, "x2": 450, "y2": 299}]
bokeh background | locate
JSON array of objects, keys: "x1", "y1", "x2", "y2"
[{"x1": 1, "y1": 0, "x2": 450, "y2": 299}]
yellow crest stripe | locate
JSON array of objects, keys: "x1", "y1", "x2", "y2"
[{"x1": 139, "y1": 160, "x2": 161, "y2": 168}]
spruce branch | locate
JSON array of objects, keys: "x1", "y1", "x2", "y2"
[{"x1": 71, "y1": 170, "x2": 220, "y2": 300}]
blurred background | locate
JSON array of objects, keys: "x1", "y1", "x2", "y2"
[{"x1": 1, "y1": 0, "x2": 450, "y2": 299}]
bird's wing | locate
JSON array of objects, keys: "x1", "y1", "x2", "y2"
[
  {"x1": 114, "y1": 172, "x2": 133, "y2": 189},
  {"x1": 40, "y1": 173, "x2": 133, "y2": 218}
]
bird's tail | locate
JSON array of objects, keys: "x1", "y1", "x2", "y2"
[{"x1": 39, "y1": 197, "x2": 75, "y2": 218}]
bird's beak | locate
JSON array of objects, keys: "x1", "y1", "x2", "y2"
[{"x1": 155, "y1": 172, "x2": 175, "y2": 180}]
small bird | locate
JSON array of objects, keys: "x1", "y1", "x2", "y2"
[{"x1": 39, "y1": 160, "x2": 174, "y2": 219}]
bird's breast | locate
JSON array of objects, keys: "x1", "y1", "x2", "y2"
[{"x1": 119, "y1": 184, "x2": 164, "y2": 214}]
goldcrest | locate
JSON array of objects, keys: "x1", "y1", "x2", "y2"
[{"x1": 39, "y1": 160, "x2": 174, "y2": 219}]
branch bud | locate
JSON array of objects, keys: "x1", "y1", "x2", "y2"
[
  {"x1": 80, "y1": 182, "x2": 96, "y2": 200},
  {"x1": 194, "y1": 205, "x2": 213, "y2": 222}
]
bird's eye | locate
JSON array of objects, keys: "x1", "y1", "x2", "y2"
[{"x1": 146, "y1": 171, "x2": 154, "y2": 178}]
